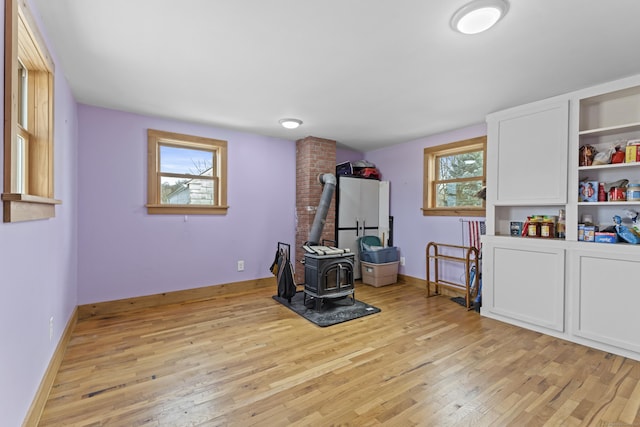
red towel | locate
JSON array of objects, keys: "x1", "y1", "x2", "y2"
[{"x1": 468, "y1": 221, "x2": 483, "y2": 251}]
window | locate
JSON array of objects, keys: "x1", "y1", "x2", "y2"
[
  {"x1": 2, "y1": 0, "x2": 59, "y2": 222},
  {"x1": 423, "y1": 136, "x2": 486, "y2": 216},
  {"x1": 147, "y1": 129, "x2": 228, "y2": 215}
]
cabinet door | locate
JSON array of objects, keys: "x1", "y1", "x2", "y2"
[
  {"x1": 488, "y1": 100, "x2": 569, "y2": 204},
  {"x1": 338, "y1": 177, "x2": 379, "y2": 230},
  {"x1": 483, "y1": 239, "x2": 565, "y2": 332},
  {"x1": 338, "y1": 177, "x2": 360, "y2": 228},
  {"x1": 570, "y1": 249, "x2": 640, "y2": 353},
  {"x1": 359, "y1": 178, "x2": 379, "y2": 229}
]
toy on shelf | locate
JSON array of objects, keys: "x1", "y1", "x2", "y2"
[
  {"x1": 614, "y1": 213, "x2": 640, "y2": 244},
  {"x1": 579, "y1": 144, "x2": 596, "y2": 166},
  {"x1": 625, "y1": 209, "x2": 640, "y2": 234}
]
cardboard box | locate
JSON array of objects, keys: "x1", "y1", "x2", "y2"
[
  {"x1": 579, "y1": 181, "x2": 598, "y2": 202},
  {"x1": 627, "y1": 140, "x2": 640, "y2": 163},
  {"x1": 361, "y1": 261, "x2": 399, "y2": 287},
  {"x1": 510, "y1": 221, "x2": 523, "y2": 236},
  {"x1": 626, "y1": 145, "x2": 638, "y2": 163},
  {"x1": 583, "y1": 225, "x2": 599, "y2": 242},
  {"x1": 336, "y1": 161, "x2": 353, "y2": 175},
  {"x1": 595, "y1": 232, "x2": 618, "y2": 243}
]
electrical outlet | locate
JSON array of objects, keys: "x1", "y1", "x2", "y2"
[
  {"x1": 237, "y1": 260, "x2": 245, "y2": 271},
  {"x1": 400, "y1": 256, "x2": 406, "y2": 266},
  {"x1": 49, "y1": 317, "x2": 54, "y2": 341}
]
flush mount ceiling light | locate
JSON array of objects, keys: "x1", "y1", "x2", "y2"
[
  {"x1": 451, "y1": 0, "x2": 509, "y2": 34},
  {"x1": 279, "y1": 118, "x2": 303, "y2": 129}
]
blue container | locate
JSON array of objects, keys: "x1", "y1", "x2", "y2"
[
  {"x1": 361, "y1": 246, "x2": 399, "y2": 263},
  {"x1": 594, "y1": 232, "x2": 618, "y2": 243}
]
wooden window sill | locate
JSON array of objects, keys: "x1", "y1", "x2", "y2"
[
  {"x1": 422, "y1": 207, "x2": 486, "y2": 217},
  {"x1": 146, "y1": 204, "x2": 229, "y2": 215},
  {"x1": 2, "y1": 193, "x2": 62, "y2": 222}
]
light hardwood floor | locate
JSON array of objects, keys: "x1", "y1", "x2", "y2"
[{"x1": 39, "y1": 282, "x2": 640, "y2": 426}]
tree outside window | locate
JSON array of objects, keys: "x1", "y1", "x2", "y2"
[
  {"x1": 147, "y1": 129, "x2": 228, "y2": 215},
  {"x1": 423, "y1": 136, "x2": 486, "y2": 217}
]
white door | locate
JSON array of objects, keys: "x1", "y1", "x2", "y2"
[
  {"x1": 338, "y1": 177, "x2": 361, "y2": 229},
  {"x1": 489, "y1": 100, "x2": 569, "y2": 204},
  {"x1": 483, "y1": 238, "x2": 565, "y2": 333},
  {"x1": 359, "y1": 178, "x2": 380, "y2": 230},
  {"x1": 571, "y1": 249, "x2": 640, "y2": 353}
]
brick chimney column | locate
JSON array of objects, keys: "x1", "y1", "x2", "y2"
[{"x1": 295, "y1": 136, "x2": 337, "y2": 284}]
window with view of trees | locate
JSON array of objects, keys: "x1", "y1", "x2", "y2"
[
  {"x1": 147, "y1": 129, "x2": 228, "y2": 215},
  {"x1": 423, "y1": 136, "x2": 486, "y2": 216}
]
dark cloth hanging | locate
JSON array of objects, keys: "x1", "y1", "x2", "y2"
[
  {"x1": 269, "y1": 250, "x2": 280, "y2": 276},
  {"x1": 270, "y1": 248, "x2": 296, "y2": 303}
]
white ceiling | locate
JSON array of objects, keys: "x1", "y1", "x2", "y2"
[{"x1": 33, "y1": 0, "x2": 640, "y2": 151}]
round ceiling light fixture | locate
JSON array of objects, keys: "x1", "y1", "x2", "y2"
[
  {"x1": 279, "y1": 118, "x2": 303, "y2": 129},
  {"x1": 451, "y1": 0, "x2": 509, "y2": 35}
]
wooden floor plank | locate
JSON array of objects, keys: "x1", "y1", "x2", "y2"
[
  {"x1": 621, "y1": 380, "x2": 640, "y2": 424},
  {"x1": 38, "y1": 282, "x2": 640, "y2": 426}
]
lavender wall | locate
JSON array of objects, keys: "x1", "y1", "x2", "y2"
[
  {"x1": 336, "y1": 146, "x2": 363, "y2": 164},
  {"x1": 365, "y1": 123, "x2": 487, "y2": 279},
  {"x1": 77, "y1": 106, "x2": 296, "y2": 304},
  {"x1": 0, "y1": 2, "x2": 484, "y2": 421},
  {"x1": 0, "y1": 1, "x2": 79, "y2": 424}
]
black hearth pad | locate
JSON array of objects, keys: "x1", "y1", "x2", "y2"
[{"x1": 272, "y1": 291, "x2": 381, "y2": 327}]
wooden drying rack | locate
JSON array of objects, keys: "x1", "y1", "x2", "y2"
[{"x1": 426, "y1": 242, "x2": 479, "y2": 309}]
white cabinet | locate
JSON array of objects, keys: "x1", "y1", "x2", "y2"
[
  {"x1": 482, "y1": 74, "x2": 640, "y2": 361},
  {"x1": 569, "y1": 247, "x2": 640, "y2": 354},
  {"x1": 486, "y1": 99, "x2": 569, "y2": 236},
  {"x1": 337, "y1": 176, "x2": 379, "y2": 232},
  {"x1": 484, "y1": 99, "x2": 569, "y2": 334},
  {"x1": 482, "y1": 237, "x2": 565, "y2": 333},
  {"x1": 337, "y1": 176, "x2": 382, "y2": 279},
  {"x1": 488, "y1": 100, "x2": 569, "y2": 204}
]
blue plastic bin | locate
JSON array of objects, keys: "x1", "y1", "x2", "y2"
[{"x1": 358, "y1": 236, "x2": 399, "y2": 264}]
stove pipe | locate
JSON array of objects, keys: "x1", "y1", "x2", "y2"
[{"x1": 308, "y1": 173, "x2": 336, "y2": 245}]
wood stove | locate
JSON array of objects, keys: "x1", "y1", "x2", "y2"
[{"x1": 303, "y1": 252, "x2": 355, "y2": 310}]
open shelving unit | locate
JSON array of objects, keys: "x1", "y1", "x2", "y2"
[{"x1": 576, "y1": 85, "x2": 640, "y2": 230}]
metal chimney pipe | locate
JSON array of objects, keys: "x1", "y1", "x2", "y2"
[{"x1": 308, "y1": 173, "x2": 337, "y2": 245}]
